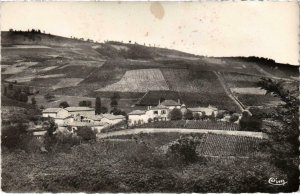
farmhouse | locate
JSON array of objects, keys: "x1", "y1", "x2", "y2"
[
  {"x1": 188, "y1": 105, "x2": 218, "y2": 117},
  {"x1": 67, "y1": 121, "x2": 108, "y2": 133},
  {"x1": 42, "y1": 106, "x2": 124, "y2": 133},
  {"x1": 42, "y1": 108, "x2": 70, "y2": 126},
  {"x1": 160, "y1": 99, "x2": 181, "y2": 110},
  {"x1": 65, "y1": 107, "x2": 95, "y2": 118},
  {"x1": 128, "y1": 100, "x2": 174, "y2": 126},
  {"x1": 101, "y1": 114, "x2": 125, "y2": 125}
]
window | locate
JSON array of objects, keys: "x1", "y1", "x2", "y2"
[
  {"x1": 162, "y1": 110, "x2": 166, "y2": 114},
  {"x1": 154, "y1": 111, "x2": 158, "y2": 114}
]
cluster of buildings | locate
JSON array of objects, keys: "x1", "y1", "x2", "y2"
[
  {"x1": 128, "y1": 99, "x2": 219, "y2": 126},
  {"x1": 42, "y1": 106, "x2": 125, "y2": 133}
]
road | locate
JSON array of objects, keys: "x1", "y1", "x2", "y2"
[
  {"x1": 97, "y1": 128, "x2": 266, "y2": 139},
  {"x1": 213, "y1": 71, "x2": 246, "y2": 112}
]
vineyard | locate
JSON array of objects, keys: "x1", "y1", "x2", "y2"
[
  {"x1": 185, "y1": 120, "x2": 239, "y2": 131},
  {"x1": 96, "y1": 69, "x2": 169, "y2": 92},
  {"x1": 222, "y1": 72, "x2": 261, "y2": 88},
  {"x1": 161, "y1": 69, "x2": 225, "y2": 94},
  {"x1": 236, "y1": 93, "x2": 280, "y2": 107},
  {"x1": 136, "y1": 120, "x2": 240, "y2": 131},
  {"x1": 197, "y1": 133, "x2": 263, "y2": 156}
]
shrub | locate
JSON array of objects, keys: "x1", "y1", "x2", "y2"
[
  {"x1": 184, "y1": 109, "x2": 194, "y2": 120},
  {"x1": 229, "y1": 113, "x2": 240, "y2": 123},
  {"x1": 167, "y1": 136, "x2": 201, "y2": 163},
  {"x1": 239, "y1": 116, "x2": 262, "y2": 132},
  {"x1": 59, "y1": 101, "x2": 69, "y2": 108},
  {"x1": 1, "y1": 123, "x2": 27, "y2": 149},
  {"x1": 168, "y1": 108, "x2": 182, "y2": 120},
  {"x1": 76, "y1": 126, "x2": 96, "y2": 141}
]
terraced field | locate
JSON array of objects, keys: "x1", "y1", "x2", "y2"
[{"x1": 96, "y1": 69, "x2": 169, "y2": 93}]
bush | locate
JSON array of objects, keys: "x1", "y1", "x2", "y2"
[
  {"x1": 184, "y1": 109, "x2": 194, "y2": 120},
  {"x1": 59, "y1": 101, "x2": 69, "y2": 108},
  {"x1": 168, "y1": 108, "x2": 182, "y2": 120},
  {"x1": 229, "y1": 113, "x2": 240, "y2": 123},
  {"x1": 239, "y1": 116, "x2": 262, "y2": 132},
  {"x1": 167, "y1": 136, "x2": 201, "y2": 163},
  {"x1": 1, "y1": 123, "x2": 28, "y2": 149},
  {"x1": 76, "y1": 126, "x2": 96, "y2": 141}
]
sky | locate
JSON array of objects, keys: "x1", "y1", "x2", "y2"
[{"x1": 1, "y1": 1, "x2": 299, "y2": 65}]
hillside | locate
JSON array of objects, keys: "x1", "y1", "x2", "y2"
[{"x1": 1, "y1": 30, "x2": 298, "y2": 112}]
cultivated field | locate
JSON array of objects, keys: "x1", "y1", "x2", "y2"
[
  {"x1": 197, "y1": 133, "x2": 263, "y2": 156},
  {"x1": 230, "y1": 87, "x2": 266, "y2": 95},
  {"x1": 136, "y1": 120, "x2": 240, "y2": 131},
  {"x1": 96, "y1": 69, "x2": 169, "y2": 93}
]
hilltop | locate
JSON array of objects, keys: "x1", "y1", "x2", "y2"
[{"x1": 1, "y1": 30, "x2": 298, "y2": 113}]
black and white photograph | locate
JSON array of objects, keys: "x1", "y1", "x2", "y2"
[{"x1": 1, "y1": 1, "x2": 299, "y2": 193}]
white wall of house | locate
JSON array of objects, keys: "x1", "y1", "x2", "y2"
[
  {"x1": 166, "y1": 105, "x2": 181, "y2": 110},
  {"x1": 42, "y1": 109, "x2": 69, "y2": 119},
  {"x1": 42, "y1": 112, "x2": 57, "y2": 118},
  {"x1": 101, "y1": 118, "x2": 123, "y2": 125},
  {"x1": 68, "y1": 110, "x2": 95, "y2": 118},
  {"x1": 128, "y1": 114, "x2": 149, "y2": 126}
]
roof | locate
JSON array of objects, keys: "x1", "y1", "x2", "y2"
[
  {"x1": 67, "y1": 121, "x2": 107, "y2": 127},
  {"x1": 102, "y1": 114, "x2": 125, "y2": 120},
  {"x1": 160, "y1": 100, "x2": 180, "y2": 106},
  {"x1": 128, "y1": 110, "x2": 146, "y2": 115},
  {"x1": 43, "y1": 108, "x2": 63, "y2": 113},
  {"x1": 65, "y1": 107, "x2": 95, "y2": 112},
  {"x1": 151, "y1": 104, "x2": 168, "y2": 110},
  {"x1": 87, "y1": 115, "x2": 104, "y2": 121}
]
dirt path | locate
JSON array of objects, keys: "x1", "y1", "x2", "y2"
[
  {"x1": 97, "y1": 128, "x2": 266, "y2": 139},
  {"x1": 213, "y1": 71, "x2": 245, "y2": 112}
]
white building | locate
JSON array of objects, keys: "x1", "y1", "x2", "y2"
[
  {"x1": 160, "y1": 99, "x2": 181, "y2": 110},
  {"x1": 42, "y1": 108, "x2": 70, "y2": 126},
  {"x1": 101, "y1": 114, "x2": 126, "y2": 125},
  {"x1": 128, "y1": 103, "x2": 171, "y2": 126},
  {"x1": 65, "y1": 107, "x2": 95, "y2": 119},
  {"x1": 188, "y1": 105, "x2": 218, "y2": 117}
]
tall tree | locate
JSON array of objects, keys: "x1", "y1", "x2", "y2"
[
  {"x1": 95, "y1": 97, "x2": 101, "y2": 115},
  {"x1": 258, "y1": 78, "x2": 299, "y2": 191},
  {"x1": 31, "y1": 97, "x2": 36, "y2": 105}
]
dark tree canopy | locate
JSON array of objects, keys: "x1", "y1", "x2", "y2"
[
  {"x1": 95, "y1": 97, "x2": 101, "y2": 115},
  {"x1": 169, "y1": 108, "x2": 182, "y2": 120},
  {"x1": 59, "y1": 101, "x2": 69, "y2": 108}
]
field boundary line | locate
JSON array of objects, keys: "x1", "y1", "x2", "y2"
[
  {"x1": 213, "y1": 71, "x2": 245, "y2": 112},
  {"x1": 97, "y1": 128, "x2": 266, "y2": 139}
]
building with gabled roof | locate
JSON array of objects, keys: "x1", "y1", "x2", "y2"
[{"x1": 65, "y1": 106, "x2": 95, "y2": 118}]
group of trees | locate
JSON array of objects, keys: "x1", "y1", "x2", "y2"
[
  {"x1": 257, "y1": 78, "x2": 299, "y2": 191},
  {"x1": 168, "y1": 108, "x2": 219, "y2": 121},
  {"x1": 3, "y1": 84, "x2": 30, "y2": 103}
]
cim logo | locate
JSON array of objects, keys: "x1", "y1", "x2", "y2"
[{"x1": 268, "y1": 177, "x2": 288, "y2": 186}]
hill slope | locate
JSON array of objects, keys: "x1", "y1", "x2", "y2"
[{"x1": 1, "y1": 31, "x2": 298, "y2": 112}]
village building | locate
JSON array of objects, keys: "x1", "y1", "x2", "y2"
[
  {"x1": 128, "y1": 101, "x2": 174, "y2": 126},
  {"x1": 188, "y1": 105, "x2": 218, "y2": 117},
  {"x1": 42, "y1": 108, "x2": 70, "y2": 126},
  {"x1": 160, "y1": 99, "x2": 181, "y2": 110},
  {"x1": 64, "y1": 107, "x2": 95, "y2": 119},
  {"x1": 101, "y1": 114, "x2": 126, "y2": 125}
]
